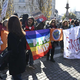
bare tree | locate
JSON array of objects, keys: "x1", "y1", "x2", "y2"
[
  {"x1": 6, "y1": 0, "x2": 14, "y2": 18},
  {"x1": 37, "y1": 0, "x2": 44, "y2": 11},
  {"x1": 47, "y1": 0, "x2": 52, "y2": 19},
  {"x1": 37, "y1": 0, "x2": 52, "y2": 19},
  {"x1": 0, "y1": 0, "x2": 3, "y2": 16}
]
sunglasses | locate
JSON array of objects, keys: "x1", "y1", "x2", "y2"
[{"x1": 52, "y1": 22, "x2": 55, "y2": 23}]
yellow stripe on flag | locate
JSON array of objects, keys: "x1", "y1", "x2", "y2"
[{"x1": 30, "y1": 41, "x2": 51, "y2": 52}]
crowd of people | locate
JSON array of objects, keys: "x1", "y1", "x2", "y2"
[{"x1": 0, "y1": 13, "x2": 80, "y2": 80}]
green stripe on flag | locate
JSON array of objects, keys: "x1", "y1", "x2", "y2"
[{"x1": 29, "y1": 41, "x2": 50, "y2": 47}]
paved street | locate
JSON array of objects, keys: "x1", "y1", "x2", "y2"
[{"x1": 1, "y1": 46, "x2": 80, "y2": 80}]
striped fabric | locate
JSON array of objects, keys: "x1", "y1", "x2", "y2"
[{"x1": 25, "y1": 29, "x2": 52, "y2": 60}]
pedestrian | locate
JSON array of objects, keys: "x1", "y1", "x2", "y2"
[
  {"x1": 70, "y1": 19, "x2": 75, "y2": 28},
  {"x1": 8, "y1": 15, "x2": 26, "y2": 80},
  {"x1": 22, "y1": 14, "x2": 29, "y2": 30},
  {"x1": 2, "y1": 19, "x2": 8, "y2": 30},
  {"x1": 25, "y1": 17, "x2": 35, "y2": 69},
  {"x1": 60, "y1": 20, "x2": 69, "y2": 53},
  {"x1": 46, "y1": 19, "x2": 57, "y2": 62},
  {"x1": 62, "y1": 20, "x2": 69, "y2": 29},
  {"x1": 46, "y1": 21, "x2": 50, "y2": 29},
  {"x1": 68, "y1": 20, "x2": 71, "y2": 27},
  {"x1": 35, "y1": 22, "x2": 45, "y2": 30},
  {"x1": 75, "y1": 19, "x2": 79, "y2": 26}
]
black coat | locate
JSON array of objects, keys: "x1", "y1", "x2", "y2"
[
  {"x1": 46, "y1": 25, "x2": 57, "y2": 29},
  {"x1": 35, "y1": 22, "x2": 45, "y2": 30},
  {"x1": 8, "y1": 33, "x2": 26, "y2": 75}
]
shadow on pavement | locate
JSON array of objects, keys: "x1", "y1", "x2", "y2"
[
  {"x1": 22, "y1": 61, "x2": 42, "y2": 80},
  {"x1": 21, "y1": 57, "x2": 77, "y2": 80},
  {"x1": 0, "y1": 56, "x2": 79, "y2": 80},
  {"x1": 42, "y1": 59, "x2": 77, "y2": 80}
]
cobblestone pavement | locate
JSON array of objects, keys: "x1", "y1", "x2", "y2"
[
  {"x1": 1, "y1": 55, "x2": 80, "y2": 80},
  {"x1": 1, "y1": 46, "x2": 80, "y2": 80}
]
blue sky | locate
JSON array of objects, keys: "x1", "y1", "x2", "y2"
[{"x1": 55, "y1": 0, "x2": 80, "y2": 15}]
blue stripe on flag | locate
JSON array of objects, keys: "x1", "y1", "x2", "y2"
[
  {"x1": 26, "y1": 33, "x2": 50, "y2": 44},
  {"x1": 26, "y1": 29, "x2": 50, "y2": 35},
  {"x1": 25, "y1": 29, "x2": 50, "y2": 39}
]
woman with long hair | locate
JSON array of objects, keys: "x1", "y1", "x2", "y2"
[
  {"x1": 62, "y1": 20, "x2": 69, "y2": 29},
  {"x1": 60, "y1": 20, "x2": 69, "y2": 53},
  {"x1": 8, "y1": 15, "x2": 26, "y2": 80},
  {"x1": 46, "y1": 19, "x2": 57, "y2": 62}
]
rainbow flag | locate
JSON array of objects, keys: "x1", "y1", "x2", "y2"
[{"x1": 25, "y1": 29, "x2": 52, "y2": 60}]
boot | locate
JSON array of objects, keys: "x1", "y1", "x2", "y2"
[
  {"x1": 46, "y1": 56, "x2": 49, "y2": 61},
  {"x1": 50, "y1": 47, "x2": 55, "y2": 62},
  {"x1": 46, "y1": 50, "x2": 50, "y2": 61},
  {"x1": 50, "y1": 58, "x2": 55, "y2": 62}
]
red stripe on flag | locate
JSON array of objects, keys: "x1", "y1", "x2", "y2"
[{"x1": 33, "y1": 45, "x2": 52, "y2": 60}]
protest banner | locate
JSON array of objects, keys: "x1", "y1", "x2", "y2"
[
  {"x1": 0, "y1": 29, "x2": 64, "y2": 59},
  {"x1": 26, "y1": 29, "x2": 52, "y2": 60},
  {"x1": 63, "y1": 26, "x2": 80, "y2": 59},
  {"x1": 0, "y1": 0, "x2": 9, "y2": 21},
  {"x1": 50, "y1": 28, "x2": 63, "y2": 41}
]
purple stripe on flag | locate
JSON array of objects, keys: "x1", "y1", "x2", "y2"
[{"x1": 26, "y1": 29, "x2": 50, "y2": 35}]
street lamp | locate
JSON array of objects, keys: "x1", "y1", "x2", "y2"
[{"x1": 65, "y1": 0, "x2": 70, "y2": 20}]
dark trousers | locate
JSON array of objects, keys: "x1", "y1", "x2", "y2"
[
  {"x1": 12, "y1": 74, "x2": 22, "y2": 80},
  {"x1": 60, "y1": 40, "x2": 63, "y2": 49},
  {"x1": 26, "y1": 50, "x2": 33, "y2": 66},
  {"x1": 47, "y1": 42, "x2": 55, "y2": 60}
]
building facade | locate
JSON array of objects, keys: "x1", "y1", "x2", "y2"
[
  {"x1": 74, "y1": 11, "x2": 80, "y2": 20},
  {"x1": 13, "y1": 0, "x2": 30, "y2": 17},
  {"x1": 13, "y1": 0, "x2": 55, "y2": 18}
]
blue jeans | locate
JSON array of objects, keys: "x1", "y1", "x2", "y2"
[{"x1": 12, "y1": 74, "x2": 22, "y2": 80}]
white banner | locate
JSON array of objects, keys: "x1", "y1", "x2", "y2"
[
  {"x1": 0, "y1": 0, "x2": 9, "y2": 21},
  {"x1": 63, "y1": 26, "x2": 80, "y2": 59}
]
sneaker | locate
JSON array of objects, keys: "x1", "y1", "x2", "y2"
[{"x1": 29, "y1": 65, "x2": 36, "y2": 69}]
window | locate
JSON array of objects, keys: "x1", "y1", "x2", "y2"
[{"x1": 19, "y1": 0, "x2": 25, "y2": 2}]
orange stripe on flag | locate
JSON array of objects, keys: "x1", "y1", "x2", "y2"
[
  {"x1": 33, "y1": 48, "x2": 50, "y2": 60},
  {"x1": 32, "y1": 44, "x2": 52, "y2": 60},
  {"x1": 32, "y1": 42, "x2": 52, "y2": 56}
]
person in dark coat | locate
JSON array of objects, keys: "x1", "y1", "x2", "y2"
[
  {"x1": 22, "y1": 14, "x2": 29, "y2": 30},
  {"x1": 60, "y1": 20, "x2": 69, "y2": 53},
  {"x1": 62, "y1": 20, "x2": 69, "y2": 29},
  {"x1": 35, "y1": 22, "x2": 45, "y2": 30},
  {"x1": 25, "y1": 17, "x2": 35, "y2": 69},
  {"x1": 46, "y1": 19, "x2": 57, "y2": 62},
  {"x1": 46, "y1": 21, "x2": 50, "y2": 29},
  {"x1": 8, "y1": 15, "x2": 26, "y2": 80}
]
